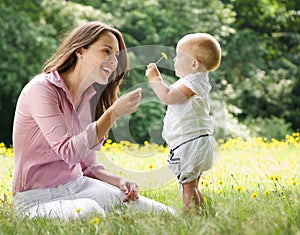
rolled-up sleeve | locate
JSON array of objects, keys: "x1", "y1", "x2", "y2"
[
  {"x1": 80, "y1": 153, "x2": 105, "y2": 178},
  {"x1": 80, "y1": 128, "x2": 106, "y2": 178}
]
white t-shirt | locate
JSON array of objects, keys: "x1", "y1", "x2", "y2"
[{"x1": 162, "y1": 72, "x2": 213, "y2": 148}]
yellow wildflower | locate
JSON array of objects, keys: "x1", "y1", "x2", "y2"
[
  {"x1": 263, "y1": 190, "x2": 270, "y2": 195},
  {"x1": 218, "y1": 180, "x2": 224, "y2": 185},
  {"x1": 75, "y1": 208, "x2": 82, "y2": 213},
  {"x1": 203, "y1": 181, "x2": 209, "y2": 187},
  {"x1": 217, "y1": 189, "x2": 223, "y2": 194},
  {"x1": 279, "y1": 190, "x2": 284, "y2": 195},
  {"x1": 270, "y1": 175, "x2": 279, "y2": 181},
  {"x1": 236, "y1": 186, "x2": 243, "y2": 192},
  {"x1": 251, "y1": 192, "x2": 259, "y2": 198},
  {"x1": 155, "y1": 52, "x2": 168, "y2": 64},
  {"x1": 148, "y1": 164, "x2": 154, "y2": 170},
  {"x1": 89, "y1": 216, "x2": 100, "y2": 225}
]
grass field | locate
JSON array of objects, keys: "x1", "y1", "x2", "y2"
[{"x1": 0, "y1": 134, "x2": 299, "y2": 235}]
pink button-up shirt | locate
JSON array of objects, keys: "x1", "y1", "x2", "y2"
[{"x1": 12, "y1": 71, "x2": 105, "y2": 195}]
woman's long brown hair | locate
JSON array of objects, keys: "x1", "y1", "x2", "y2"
[{"x1": 43, "y1": 21, "x2": 128, "y2": 120}]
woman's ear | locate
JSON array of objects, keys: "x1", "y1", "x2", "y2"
[{"x1": 75, "y1": 48, "x2": 84, "y2": 59}]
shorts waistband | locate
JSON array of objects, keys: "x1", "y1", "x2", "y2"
[{"x1": 171, "y1": 134, "x2": 211, "y2": 152}]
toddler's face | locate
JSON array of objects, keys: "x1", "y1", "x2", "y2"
[{"x1": 174, "y1": 42, "x2": 195, "y2": 78}]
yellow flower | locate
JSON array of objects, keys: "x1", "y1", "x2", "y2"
[
  {"x1": 89, "y1": 216, "x2": 100, "y2": 225},
  {"x1": 218, "y1": 180, "x2": 224, "y2": 185},
  {"x1": 75, "y1": 208, "x2": 82, "y2": 213},
  {"x1": 251, "y1": 192, "x2": 259, "y2": 198},
  {"x1": 270, "y1": 175, "x2": 279, "y2": 181},
  {"x1": 203, "y1": 181, "x2": 209, "y2": 187},
  {"x1": 161, "y1": 52, "x2": 168, "y2": 59},
  {"x1": 217, "y1": 189, "x2": 223, "y2": 194},
  {"x1": 5, "y1": 148, "x2": 14, "y2": 157},
  {"x1": 236, "y1": 186, "x2": 243, "y2": 192},
  {"x1": 106, "y1": 139, "x2": 112, "y2": 144},
  {"x1": 148, "y1": 164, "x2": 154, "y2": 170},
  {"x1": 290, "y1": 180, "x2": 296, "y2": 186},
  {"x1": 281, "y1": 195, "x2": 286, "y2": 199},
  {"x1": 263, "y1": 190, "x2": 270, "y2": 195},
  {"x1": 155, "y1": 52, "x2": 168, "y2": 64},
  {"x1": 279, "y1": 190, "x2": 284, "y2": 195}
]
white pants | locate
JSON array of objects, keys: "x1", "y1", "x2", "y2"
[{"x1": 13, "y1": 176, "x2": 175, "y2": 220}]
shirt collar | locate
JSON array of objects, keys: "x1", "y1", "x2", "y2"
[{"x1": 46, "y1": 70, "x2": 97, "y2": 106}]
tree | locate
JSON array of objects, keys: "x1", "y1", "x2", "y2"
[
  {"x1": 220, "y1": 0, "x2": 300, "y2": 136},
  {"x1": 0, "y1": 3, "x2": 57, "y2": 145}
]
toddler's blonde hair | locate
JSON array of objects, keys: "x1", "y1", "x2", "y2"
[{"x1": 180, "y1": 33, "x2": 221, "y2": 71}]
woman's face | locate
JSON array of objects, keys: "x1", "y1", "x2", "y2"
[{"x1": 80, "y1": 31, "x2": 120, "y2": 85}]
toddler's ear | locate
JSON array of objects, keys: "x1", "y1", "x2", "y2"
[
  {"x1": 192, "y1": 60, "x2": 206, "y2": 71},
  {"x1": 192, "y1": 59, "x2": 200, "y2": 69}
]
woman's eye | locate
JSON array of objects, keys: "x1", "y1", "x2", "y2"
[{"x1": 102, "y1": 49, "x2": 110, "y2": 55}]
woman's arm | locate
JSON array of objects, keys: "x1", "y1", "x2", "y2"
[
  {"x1": 94, "y1": 170, "x2": 139, "y2": 202},
  {"x1": 95, "y1": 88, "x2": 142, "y2": 142},
  {"x1": 145, "y1": 63, "x2": 194, "y2": 105},
  {"x1": 91, "y1": 88, "x2": 142, "y2": 201}
]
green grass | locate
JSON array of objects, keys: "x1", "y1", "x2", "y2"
[{"x1": 0, "y1": 136, "x2": 299, "y2": 235}]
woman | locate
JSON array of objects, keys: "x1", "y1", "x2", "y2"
[{"x1": 12, "y1": 21, "x2": 174, "y2": 220}]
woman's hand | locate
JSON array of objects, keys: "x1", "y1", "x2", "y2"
[
  {"x1": 110, "y1": 87, "x2": 142, "y2": 121},
  {"x1": 119, "y1": 178, "x2": 139, "y2": 202},
  {"x1": 95, "y1": 87, "x2": 142, "y2": 143}
]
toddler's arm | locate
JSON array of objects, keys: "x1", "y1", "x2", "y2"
[{"x1": 145, "y1": 63, "x2": 194, "y2": 105}]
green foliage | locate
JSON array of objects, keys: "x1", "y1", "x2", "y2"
[
  {"x1": 220, "y1": 0, "x2": 300, "y2": 132},
  {"x1": 41, "y1": 0, "x2": 119, "y2": 36},
  {"x1": 245, "y1": 116, "x2": 292, "y2": 140},
  {"x1": 0, "y1": 4, "x2": 57, "y2": 144}
]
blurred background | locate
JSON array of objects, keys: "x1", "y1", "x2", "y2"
[{"x1": 0, "y1": 0, "x2": 299, "y2": 145}]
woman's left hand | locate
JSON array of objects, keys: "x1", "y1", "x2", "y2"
[{"x1": 119, "y1": 178, "x2": 139, "y2": 202}]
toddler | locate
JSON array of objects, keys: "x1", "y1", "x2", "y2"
[{"x1": 145, "y1": 33, "x2": 221, "y2": 212}]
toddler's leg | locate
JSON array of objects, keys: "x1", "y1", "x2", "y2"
[{"x1": 182, "y1": 177, "x2": 203, "y2": 212}]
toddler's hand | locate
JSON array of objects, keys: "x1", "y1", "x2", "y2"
[{"x1": 145, "y1": 63, "x2": 161, "y2": 81}]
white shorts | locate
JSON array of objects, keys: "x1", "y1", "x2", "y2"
[
  {"x1": 167, "y1": 135, "x2": 215, "y2": 184},
  {"x1": 13, "y1": 176, "x2": 175, "y2": 220}
]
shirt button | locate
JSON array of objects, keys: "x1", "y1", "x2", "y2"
[{"x1": 57, "y1": 184, "x2": 63, "y2": 190}]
